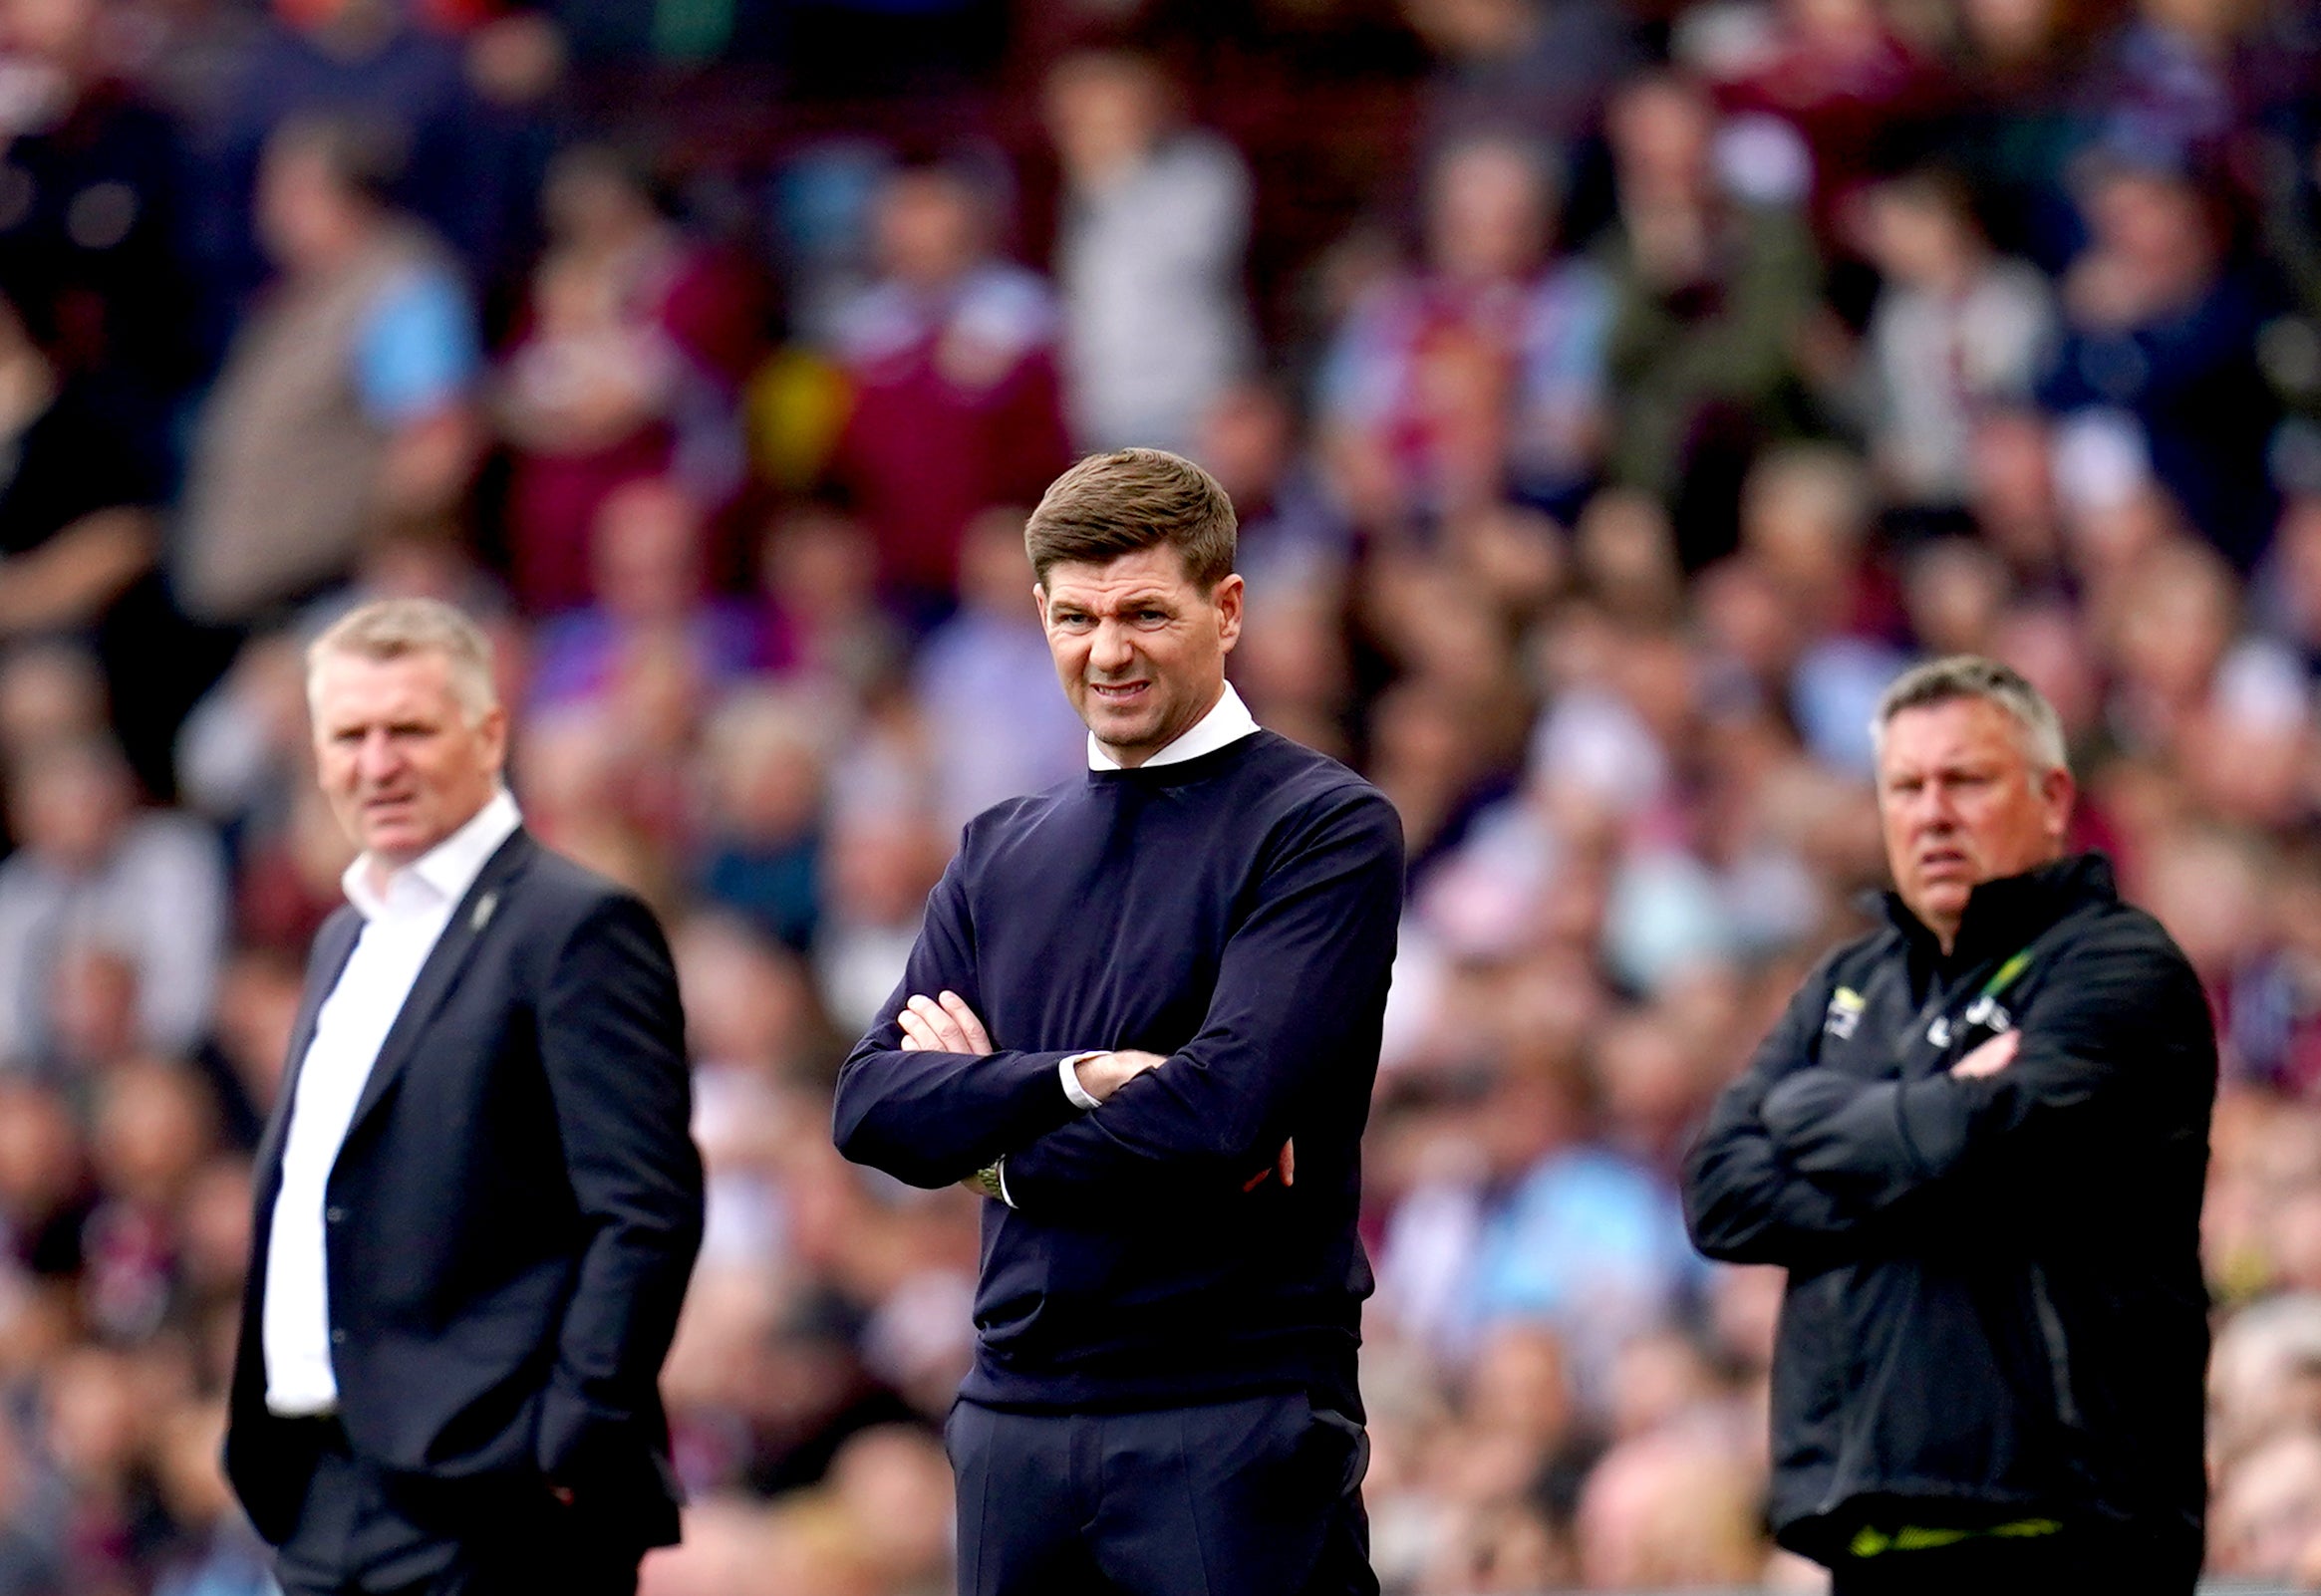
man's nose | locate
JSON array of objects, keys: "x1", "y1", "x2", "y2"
[
  {"x1": 1089, "y1": 620, "x2": 1135, "y2": 674},
  {"x1": 356, "y1": 731, "x2": 403, "y2": 782}
]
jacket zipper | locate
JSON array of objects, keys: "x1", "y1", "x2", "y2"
[{"x1": 2027, "y1": 1262, "x2": 2084, "y2": 1432}]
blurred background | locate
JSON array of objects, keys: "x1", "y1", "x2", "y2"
[{"x1": 0, "y1": 0, "x2": 2306, "y2": 1589}]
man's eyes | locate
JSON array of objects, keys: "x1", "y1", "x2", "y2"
[
  {"x1": 1886, "y1": 771, "x2": 1996, "y2": 793},
  {"x1": 331, "y1": 724, "x2": 435, "y2": 741},
  {"x1": 1052, "y1": 610, "x2": 1172, "y2": 627}
]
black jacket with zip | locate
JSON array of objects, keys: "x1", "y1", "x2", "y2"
[{"x1": 1682, "y1": 854, "x2": 2214, "y2": 1571}]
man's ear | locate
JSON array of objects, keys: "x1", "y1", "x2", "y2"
[
  {"x1": 479, "y1": 703, "x2": 510, "y2": 775},
  {"x1": 2040, "y1": 764, "x2": 2077, "y2": 842},
  {"x1": 1214, "y1": 573, "x2": 1245, "y2": 654},
  {"x1": 1031, "y1": 583, "x2": 1047, "y2": 626}
]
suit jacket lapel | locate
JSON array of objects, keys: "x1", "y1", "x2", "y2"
[
  {"x1": 344, "y1": 829, "x2": 536, "y2": 1138},
  {"x1": 253, "y1": 909, "x2": 364, "y2": 1186}
]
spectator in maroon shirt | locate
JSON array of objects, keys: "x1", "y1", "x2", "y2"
[
  {"x1": 823, "y1": 157, "x2": 1072, "y2": 618},
  {"x1": 493, "y1": 143, "x2": 764, "y2": 616},
  {"x1": 1711, "y1": 0, "x2": 1953, "y2": 244}
]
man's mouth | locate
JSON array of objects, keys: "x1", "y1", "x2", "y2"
[{"x1": 1088, "y1": 681, "x2": 1148, "y2": 703}]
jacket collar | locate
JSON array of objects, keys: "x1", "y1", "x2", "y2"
[
  {"x1": 1873, "y1": 851, "x2": 2119, "y2": 968},
  {"x1": 256, "y1": 827, "x2": 538, "y2": 1181}
]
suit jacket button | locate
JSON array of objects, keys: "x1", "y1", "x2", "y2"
[
  {"x1": 325, "y1": 1206, "x2": 344, "y2": 1223},
  {"x1": 331, "y1": 1329, "x2": 347, "y2": 1345}
]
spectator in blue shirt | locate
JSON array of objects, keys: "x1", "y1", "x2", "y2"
[{"x1": 175, "y1": 115, "x2": 481, "y2": 627}]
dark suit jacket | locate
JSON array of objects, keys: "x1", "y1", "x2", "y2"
[{"x1": 224, "y1": 828, "x2": 704, "y2": 1551}]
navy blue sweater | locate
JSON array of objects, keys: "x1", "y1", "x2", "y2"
[{"x1": 833, "y1": 730, "x2": 1403, "y2": 1414}]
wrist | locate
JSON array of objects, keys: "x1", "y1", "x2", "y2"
[
  {"x1": 1060, "y1": 1052, "x2": 1105, "y2": 1111},
  {"x1": 973, "y1": 1159, "x2": 1015, "y2": 1206}
]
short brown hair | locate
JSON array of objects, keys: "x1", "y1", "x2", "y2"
[
  {"x1": 1022, "y1": 448, "x2": 1237, "y2": 589},
  {"x1": 307, "y1": 598, "x2": 498, "y2": 723}
]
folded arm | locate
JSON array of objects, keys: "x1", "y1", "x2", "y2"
[
  {"x1": 1681, "y1": 964, "x2": 1886, "y2": 1269},
  {"x1": 1754, "y1": 918, "x2": 2210, "y2": 1220},
  {"x1": 997, "y1": 790, "x2": 1403, "y2": 1208},
  {"x1": 831, "y1": 861, "x2": 1089, "y2": 1188}
]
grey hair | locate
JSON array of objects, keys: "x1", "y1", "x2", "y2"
[
  {"x1": 1872, "y1": 655, "x2": 2068, "y2": 775},
  {"x1": 306, "y1": 598, "x2": 498, "y2": 723}
]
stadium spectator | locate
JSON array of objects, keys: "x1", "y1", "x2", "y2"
[
  {"x1": 0, "y1": 272, "x2": 192, "y2": 798},
  {"x1": 1595, "y1": 71, "x2": 1820, "y2": 550},
  {"x1": 174, "y1": 115, "x2": 481, "y2": 627},
  {"x1": 186, "y1": 0, "x2": 542, "y2": 333},
  {"x1": 823, "y1": 157, "x2": 1071, "y2": 613},
  {"x1": 0, "y1": 0, "x2": 196, "y2": 395},
  {"x1": 1192, "y1": 380, "x2": 1354, "y2": 586},
  {"x1": 1045, "y1": 47, "x2": 1255, "y2": 455},
  {"x1": 1320, "y1": 131, "x2": 1609, "y2": 526},
  {"x1": 528, "y1": 475, "x2": 759, "y2": 717},
  {"x1": 1401, "y1": 0, "x2": 1639, "y2": 160},
  {"x1": 908, "y1": 506, "x2": 1084, "y2": 834},
  {"x1": 0, "y1": 734, "x2": 226, "y2": 1071},
  {"x1": 691, "y1": 690, "x2": 827, "y2": 955},
  {"x1": 1706, "y1": 0, "x2": 1949, "y2": 240},
  {"x1": 1854, "y1": 165, "x2": 2057, "y2": 508},
  {"x1": 495, "y1": 144, "x2": 763, "y2": 616},
  {"x1": 753, "y1": 502, "x2": 909, "y2": 703},
  {"x1": 2039, "y1": 150, "x2": 2279, "y2": 570}
]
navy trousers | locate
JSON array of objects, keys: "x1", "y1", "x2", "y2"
[
  {"x1": 268, "y1": 1420, "x2": 640, "y2": 1596},
  {"x1": 947, "y1": 1390, "x2": 1378, "y2": 1596}
]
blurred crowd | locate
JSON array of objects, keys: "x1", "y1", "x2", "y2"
[{"x1": 0, "y1": 0, "x2": 2308, "y2": 1589}]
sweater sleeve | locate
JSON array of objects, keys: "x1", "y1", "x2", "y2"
[
  {"x1": 831, "y1": 847, "x2": 1089, "y2": 1189},
  {"x1": 996, "y1": 786, "x2": 1403, "y2": 1207},
  {"x1": 1753, "y1": 915, "x2": 2213, "y2": 1219},
  {"x1": 1681, "y1": 957, "x2": 1886, "y2": 1268}
]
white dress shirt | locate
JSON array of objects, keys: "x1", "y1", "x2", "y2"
[
  {"x1": 261, "y1": 788, "x2": 522, "y2": 1415},
  {"x1": 1084, "y1": 679, "x2": 1260, "y2": 771}
]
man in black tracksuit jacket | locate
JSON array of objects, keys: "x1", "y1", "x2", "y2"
[{"x1": 1684, "y1": 658, "x2": 2215, "y2": 1594}]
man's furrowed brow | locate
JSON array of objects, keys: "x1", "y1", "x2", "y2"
[
  {"x1": 1115, "y1": 591, "x2": 1176, "y2": 610},
  {"x1": 1053, "y1": 590, "x2": 1178, "y2": 615}
]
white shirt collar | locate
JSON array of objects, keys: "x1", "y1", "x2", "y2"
[
  {"x1": 342, "y1": 787, "x2": 522, "y2": 922},
  {"x1": 1086, "y1": 681, "x2": 1261, "y2": 771}
]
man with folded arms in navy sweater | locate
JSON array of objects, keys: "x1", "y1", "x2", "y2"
[{"x1": 833, "y1": 447, "x2": 1401, "y2": 1596}]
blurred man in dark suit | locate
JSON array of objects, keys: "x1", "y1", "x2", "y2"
[{"x1": 225, "y1": 597, "x2": 703, "y2": 1596}]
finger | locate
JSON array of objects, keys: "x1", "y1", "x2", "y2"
[
  {"x1": 907, "y1": 994, "x2": 968, "y2": 1051},
  {"x1": 1242, "y1": 1166, "x2": 1273, "y2": 1193},
  {"x1": 896, "y1": 1008, "x2": 939, "y2": 1049},
  {"x1": 1950, "y1": 1029, "x2": 2019, "y2": 1078},
  {"x1": 1280, "y1": 1138, "x2": 1296, "y2": 1188},
  {"x1": 940, "y1": 991, "x2": 993, "y2": 1053}
]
